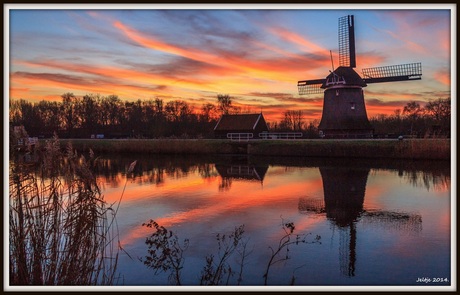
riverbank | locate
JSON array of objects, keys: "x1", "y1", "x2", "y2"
[{"x1": 52, "y1": 138, "x2": 451, "y2": 161}]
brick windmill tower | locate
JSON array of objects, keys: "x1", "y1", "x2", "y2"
[{"x1": 297, "y1": 15, "x2": 422, "y2": 138}]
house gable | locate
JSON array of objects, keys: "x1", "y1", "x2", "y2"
[{"x1": 214, "y1": 113, "x2": 269, "y2": 138}]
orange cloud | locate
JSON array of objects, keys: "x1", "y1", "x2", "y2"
[
  {"x1": 434, "y1": 70, "x2": 450, "y2": 86},
  {"x1": 113, "y1": 21, "x2": 232, "y2": 69},
  {"x1": 356, "y1": 54, "x2": 387, "y2": 70},
  {"x1": 366, "y1": 106, "x2": 401, "y2": 118},
  {"x1": 10, "y1": 59, "x2": 235, "y2": 104},
  {"x1": 17, "y1": 59, "x2": 209, "y2": 88},
  {"x1": 11, "y1": 72, "x2": 160, "y2": 100},
  {"x1": 9, "y1": 87, "x2": 30, "y2": 99},
  {"x1": 9, "y1": 22, "x2": 346, "y2": 113},
  {"x1": 113, "y1": 21, "x2": 323, "y2": 84},
  {"x1": 268, "y1": 26, "x2": 328, "y2": 54}
]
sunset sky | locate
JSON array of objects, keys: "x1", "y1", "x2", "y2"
[{"x1": 6, "y1": 4, "x2": 453, "y2": 123}]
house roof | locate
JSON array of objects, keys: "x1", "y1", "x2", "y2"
[{"x1": 214, "y1": 113, "x2": 266, "y2": 131}]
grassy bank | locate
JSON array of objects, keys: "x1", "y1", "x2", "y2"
[
  {"x1": 55, "y1": 139, "x2": 236, "y2": 155},
  {"x1": 247, "y1": 139, "x2": 451, "y2": 160},
  {"x1": 53, "y1": 138, "x2": 451, "y2": 160}
]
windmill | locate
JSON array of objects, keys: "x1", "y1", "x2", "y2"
[{"x1": 297, "y1": 15, "x2": 422, "y2": 138}]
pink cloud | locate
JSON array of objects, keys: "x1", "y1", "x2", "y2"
[
  {"x1": 434, "y1": 69, "x2": 450, "y2": 86},
  {"x1": 267, "y1": 26, "x2": 328, "y2": 54}
]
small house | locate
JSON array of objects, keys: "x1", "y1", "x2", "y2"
[{"x1": 213, "y1": 113, "x2": 269, "y2": 139}]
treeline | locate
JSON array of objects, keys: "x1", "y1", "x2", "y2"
[
  {"x1": 369, "y1": 98, "x2": 451, "y2": 138},
  {"x1": 9, "y1": 92, "x2": 450, "y2": 139},
  {"x1": 9, "y1": 93, "x2": 230, "y2": 139}
]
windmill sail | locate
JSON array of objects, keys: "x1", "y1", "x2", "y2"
[
  {"x1": 297, "y1": 78, "x2": 326, "y2": 95},
  {"x1": 338, "y1": 15, "x2": 356, "y2": 68},
  {"x1": 362, "y1": 62, "x2": 422, "y2": 84}
]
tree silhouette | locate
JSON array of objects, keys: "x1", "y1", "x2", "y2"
[{"x1": 217, "y1": 94, "x2": 232, "y2": 115}]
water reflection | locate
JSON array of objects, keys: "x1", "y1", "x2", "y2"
[
  {"x1": 122, "y1": 155, "x2": 444, "y2": 285},
  {"x1": 298, "y1": 165, "x2": 423, "y2": 278},
  {"x1": 88, "y1": 154, "x2": 450, "y2": 193},
  {"x1": 48, "y1": 153, "x2": 451, "y2": 285},
  {"x1": 11, "y1": 150, "x2": 451, "y2": 286},
  {"x1": 215, "y1": 156, "x2": 269, "y2": 191},
  {"x1": 89, "y1": 154, "x2": 218, "y2": 188},
  {"x1": 15, "y1": 149, "x2": 451, "y2": 193}
]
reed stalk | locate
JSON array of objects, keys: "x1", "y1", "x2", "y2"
[{"x1": 9, "y1": 135, "x2": 120, "y2": 285}]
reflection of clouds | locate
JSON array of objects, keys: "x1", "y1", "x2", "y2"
[
  {"x1": 89, "y1": 155, "x2": 450, "y2": 273},
  {"x1": 115, "y1": 166, "x2": 323, "y2": 247},
  {"x1": 95, "y1": 158, "x2": 218, "y2": 190},
  {"x1": 90, "y1": 155, "x2": 451, "y2": 285}
]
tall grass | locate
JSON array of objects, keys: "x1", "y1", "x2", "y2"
[{"x1": 9, "y1": 136, "x2": 121, "y2": 285}]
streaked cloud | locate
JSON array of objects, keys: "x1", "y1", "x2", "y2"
[
  {"x1": 267, "y1": 26, "x2": 328, "y2": 54},
  {"x1": 7, "y1": 7, "x2": 452, "y2": 123}
]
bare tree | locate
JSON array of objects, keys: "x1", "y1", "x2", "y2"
[
  {"x1": 217, "y1": 94, "x2": 232, "y2": 115},
  {"x1": 425, "y1": 97, "x2": 451, "y2": 135},
  {"x1": 200, "y1": 103, "x2": 218, "y2": 123},
  {"x1": 403, "y1": 101, "x2": 422, "y2": 136},
  {"x1": 280, "y1": 110, "x2": 305, "y2": 131}
]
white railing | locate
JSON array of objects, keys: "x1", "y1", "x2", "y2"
[
  {"x1": 227, "y1": 166, "x2": 254, "y2": 176},
  {"x1": 28, "y1": 137, "x2": 39, "y2": 145},
  {"x1": 258, "y1": 132, "x2": 303, "y2": 140},
  {"x1": 17, "y1": 137, "x2": 39, "y2": 146},
  {"x1": 227, "y1": 133, "x2": 254, "y2": 142}
]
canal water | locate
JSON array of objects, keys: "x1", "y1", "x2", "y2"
[{"x1": 91, "y1": 154, "x2": 452, "y2": 288}]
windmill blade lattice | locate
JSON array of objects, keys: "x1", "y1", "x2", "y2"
[
  {"x1": 362, "y1": 62, "x2": 422, "y2": 84},
  {"x1": 297, "y1": 79, "x2": 326, "y2": 95},
  {"x1": 338, "y1": 15, "x2": 356, "y2": 68}
]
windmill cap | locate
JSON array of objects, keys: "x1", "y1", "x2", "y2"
[{"x1": 322, "y1": 66, "x2": 367, "y2": 88}]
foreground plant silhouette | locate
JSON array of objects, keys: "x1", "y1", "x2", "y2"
[
  {"x1": 9, "y1": 136, "x2": 131, "y2": 285},
  {"x1": 142, "y1": 219, "x2": 320, "y2": 285},
  {"x1": 199, "y1": 225, "x2": 247, "y2": 285},
  {"x1": 263, "y1": 219, "x2": 322, "y2": 285},
  {"x1": 142, "y1": 220, "x2": 189, "y2": 285},
  {"x1": 141, "y1": 222, "x2": 247, "y2": 286}
]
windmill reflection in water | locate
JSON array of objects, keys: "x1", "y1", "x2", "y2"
[{"x1": 298, "y1": 166, "x2": 422, "y2": 277}]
